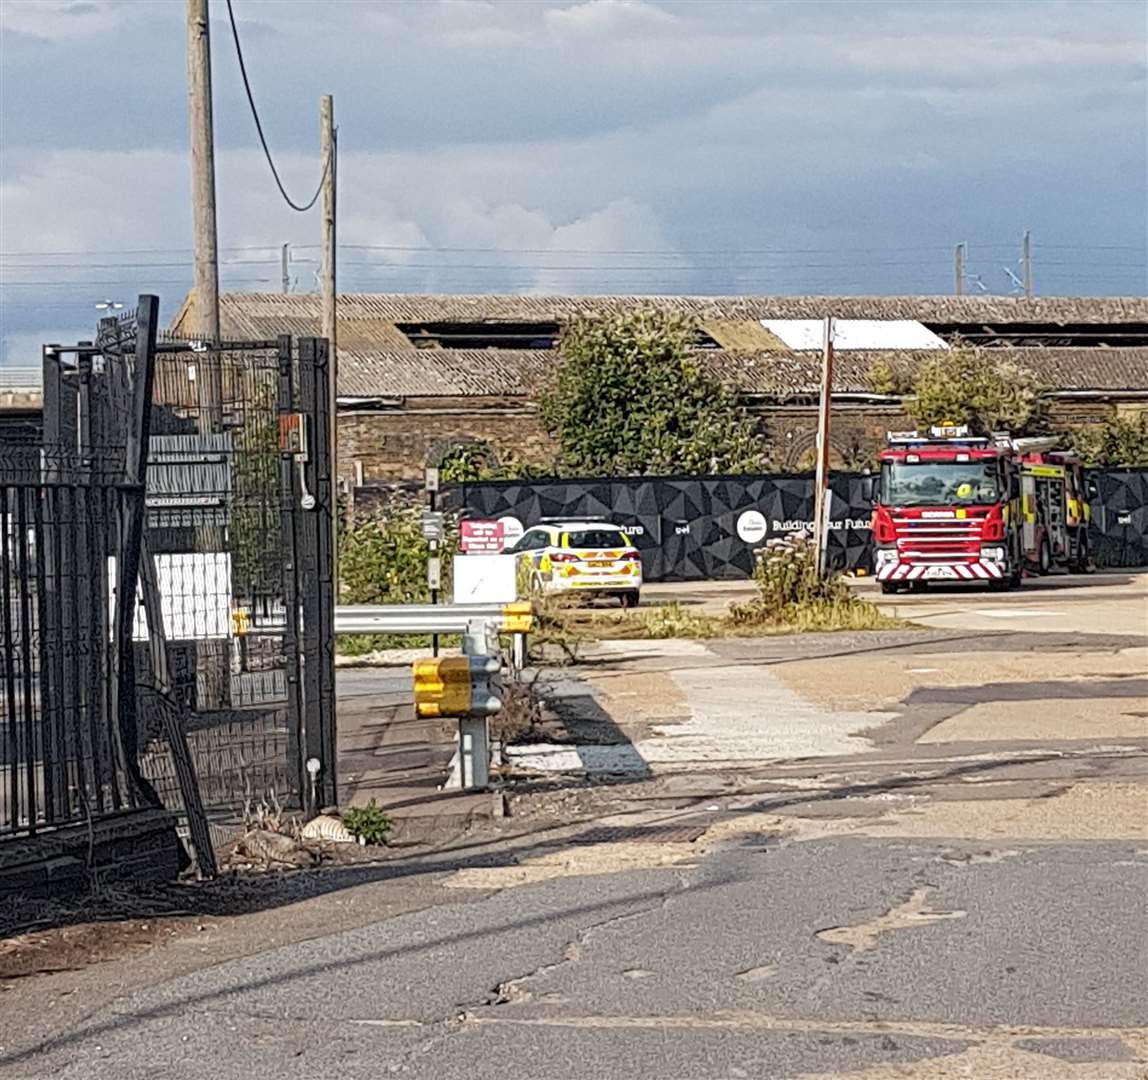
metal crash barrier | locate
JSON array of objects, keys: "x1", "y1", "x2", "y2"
[
  {"x1": 334, "y1": 601, "x2": 533, "y2": 636},
  {"x1": 334, "y1": 603, "x2": 534, "y2": 790}
]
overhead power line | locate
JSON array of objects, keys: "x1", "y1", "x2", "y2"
[
  {"x1": 224, "y1": 0, "x2": 329, "y2": 212},
  {"x1": 2, "y1": 242, "x2": 1144, "y2": 260}
]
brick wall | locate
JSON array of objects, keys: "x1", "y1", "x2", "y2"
[
  {"x1": 336, "y1": 398, "x2": 552, "y2": 484},
  {"x1": 336, "y1": 397, "x2": 1123, "y2": 483}
]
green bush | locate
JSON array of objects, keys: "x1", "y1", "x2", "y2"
[
  {"x1": 908, "y1": 349, "x2": 1044, "y2": 436},
  {"x1": 540, "y1": 308, "x2": 767, "y2": 476},
  {"x1": 338, "y1": 503, "x2": 454, "y2": 606},
  {"x1": 341, "y1": 800, "x2": 392, "y2": 845},
  {"x1": 1067, "y1": 412, "x2": 1148, "y2": 468}
]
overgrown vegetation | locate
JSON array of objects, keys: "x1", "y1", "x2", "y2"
[
  {"x1": 866, "y1": 357, "x2": 914, "y2": 397},
  {"x1": 338, "y1": 502, "x2": 445, "y2": 606},
  {"x1": 728, "y1": 534, "x2": 898, "y2": 631},
  {"x1": 230, "y1": 379, "x2": 281, "y2": 595},
  {"x1": 520, "y1": 537, "x2": 900, "y2": 652},
  {"x1": 539, "y1": 309, "x2": 767, "y2": 476},
  {"x1": 341, "y1": 800, "x2": 392, "y2": 845},
  {"x1": 336, "y1": 502, "x2": 460, "y2": 655},
  {"x1": 438, "y1": 443, "x2": 542, "y2": 484},
  {"x1": 337, "y1": 633, "x2": 460, "y2": 657},
  {"x1": 1067, "y1": 412, "x2": 1148, "y2": 468},
  {"x1": 491, "y1": 674, "x2": 545, "y2": 745}
]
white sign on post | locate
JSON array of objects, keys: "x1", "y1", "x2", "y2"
[{"x1": 452, "y1": 554, "x2": 518, "y2": 604}]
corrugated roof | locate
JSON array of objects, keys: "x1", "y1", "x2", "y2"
[
  {"x1": 169, "y1": 293, "x2": 1148, "y2": 398},
  {"x1": 196, "y1": 291, "x2": 1148, "y2": 328}
]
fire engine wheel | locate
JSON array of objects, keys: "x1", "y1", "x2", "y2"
[
  {"x1": 879, "y1": 582, "x2": 904, "y2": 595},
  {"x1": 1037, "y1": 538, "x2": 1052, "y2": 575}
]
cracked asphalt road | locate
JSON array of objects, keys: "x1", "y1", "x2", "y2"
[
  {"x1": 1, "y1": 573, "x2": 1145, "y2": 1079},
  {"x1": 3, "y1": 837, "x2": 1145, "y2": 1079}
]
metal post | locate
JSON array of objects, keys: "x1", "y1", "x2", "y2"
[
  {"x1": 1022, "y1": 229, "x2": 1032, "y2": 299},
  {"x1": 812, "y1": 316, "x2": 835, "y2": 578},
  {"x1": 276, "y1": 335, "x2": 306, "y2": 807},
  {"x1": 281, "y1": 242, "x2": 290, "y2": 294},
  {"x1": 113, "y1": 296, "x2": 162, "y2": 808},
  {"x1": 458, "y1": 621, "x2": 491, "y2": 790},
  {"x1": 298, "y1": 337, "x2": 337, "y2": 813},
  {"x1": 954, "y1": 242, "x2": 965, "y2": 297},
  {"x1": 320, "y1": 95, "x2": 338, "y2": 572}
]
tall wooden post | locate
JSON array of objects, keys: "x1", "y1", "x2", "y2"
[
  {"x1": 186, "y1": 0, "x2": 222, "y2": 433},
  {"x1": 812, "y1": 316, "x2": 835, "y2": 578},
  {"x1": 186, "y1": 0, "x2": 220, "y2": 345}
]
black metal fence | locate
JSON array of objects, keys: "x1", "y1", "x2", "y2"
[{"x1": 0, "y1": 301, "x2": 158, "y2": 840}]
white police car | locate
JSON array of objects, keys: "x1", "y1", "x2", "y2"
[{"x1": 507, "y1": 519, "x2": 642, "y2": 607}]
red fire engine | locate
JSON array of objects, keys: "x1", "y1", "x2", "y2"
[{"x1": 870, "y1": 426, "x2": 1091, "y2": 593}]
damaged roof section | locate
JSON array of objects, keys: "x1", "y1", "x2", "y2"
[{"x1": 169, "y1": 292, "x2": 1148, "y2": 400}]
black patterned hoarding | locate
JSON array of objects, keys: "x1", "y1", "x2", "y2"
[
  {"x1": 1088, "y1": 469, "x2": 1148, "y2": 568},
  {"x1": 459, "y1": 473, "x2": 873, "y2": 582},
  {"x1": 459, "y1": 468, "x2": 1148, "y2": 583}
]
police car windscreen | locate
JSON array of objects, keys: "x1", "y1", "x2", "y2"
[
  {"x1": 567, "y1": 529, "x2": 628, "y2": 550},
  {"x1": 882, "y1": 461, "x2": 1000, "y2": 506}
]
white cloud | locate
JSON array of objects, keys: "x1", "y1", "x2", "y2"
[
  {"x1": 0, "y1": 0, "x2": 122, "y2": 41},
  {"x1": 545, "y1": 0, "x2": 677, "y2": 36}
]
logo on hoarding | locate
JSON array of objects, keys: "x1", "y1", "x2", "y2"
[
  {"x1": 736, "y1": 510, "x2": 767, "y2": 544},
  {"x1": 498, "y1": 516, "x2": 524, "y2": 547}
]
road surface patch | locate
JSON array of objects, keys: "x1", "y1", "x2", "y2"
[{"x1": 815, "y1": 888, "x2": 966, "y2": 954}]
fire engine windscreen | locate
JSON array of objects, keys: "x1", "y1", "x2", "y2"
[{"x1": 880, "y1": 461, "x2": 1001, "y2": 507}]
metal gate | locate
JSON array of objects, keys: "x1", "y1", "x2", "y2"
[
  {"x1": 1, "y1": 296, "x2": 335, "y2": 863},
  {"x1": 137, "y1": 332, "x2": 336, "y2": 827}
]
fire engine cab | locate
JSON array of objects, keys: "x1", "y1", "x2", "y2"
[{"x1": 870, "y1": 425, "x2": 1091, "y2": 593}]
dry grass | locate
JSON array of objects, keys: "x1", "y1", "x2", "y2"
[{"x1": 531, "y1": 595, "x2": 903, "y2": 647}]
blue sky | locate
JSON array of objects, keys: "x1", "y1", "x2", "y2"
[{"x1": 1, "y1": 0, "x2": 1145, "y2": 363}]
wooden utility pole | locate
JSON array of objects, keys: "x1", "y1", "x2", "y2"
[
  {"x1": 812, "y1": 316, "x2": 835, "y2": 578},
  {"x1": 186, "y1": 0, "x2": 220, "y2": 345},
  {"x1": 954, "y1": 242, "x2": 966, "y2": 297},
  {"x1": 320, "y1": 95, "x2": 339, "y2": 557},
  {"x1": 1021, "y1": 229, "x2": 1032, "y2": 299},
  {"x1": 186, "y1": 0, "x2": 223, "y2": 440}
]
